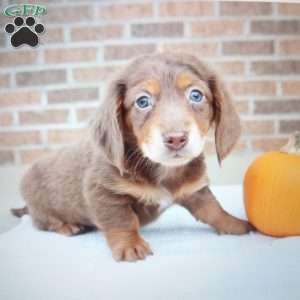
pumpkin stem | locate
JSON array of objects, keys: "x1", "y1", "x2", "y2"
[{"x1": 280, "y1": 131, "x2": 300, "y2": 154}]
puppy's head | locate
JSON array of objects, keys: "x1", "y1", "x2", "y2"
[{"x1": 92, "y1": 53, "x2": 240, "y2": 173}]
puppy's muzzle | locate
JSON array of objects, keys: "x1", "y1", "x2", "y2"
[{"x1": 163, "y1": 131, "x2": 188, "y2": 151}]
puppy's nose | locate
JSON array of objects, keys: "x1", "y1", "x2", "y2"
[{"x1": 163, "y1": 132, "x2": 188, "y2": 151}]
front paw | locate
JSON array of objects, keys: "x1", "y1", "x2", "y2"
[
  {"x1": 215, "y1": 216, "x2": 255, "y2": 235},
  {"x1": 105, "y1": 230, "x2": 153, "y2": 262}
]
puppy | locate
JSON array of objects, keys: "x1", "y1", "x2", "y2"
[{"x1": 12, "y1": 52, "x2": 253, "y2": 262}]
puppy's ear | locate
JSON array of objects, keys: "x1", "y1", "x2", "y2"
[
  {"x1": 91, "y1": 79, "x2": 126, "y2": 174},
  {"x1": 209, "y1": 74, "x2": 241, "y2": 164}
]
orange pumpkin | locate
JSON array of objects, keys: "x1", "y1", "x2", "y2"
[{"x1": 244, "y1": 133, "x2": 300, "y2": 237}]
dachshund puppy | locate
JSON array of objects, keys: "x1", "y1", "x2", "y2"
[{"x1": 13, "y1": 52, "x2": 253, "y2": 262}]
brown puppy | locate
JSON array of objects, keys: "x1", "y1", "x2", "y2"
[{"x1": 13, "y1": 53, "x2": 253, "y2": 262}]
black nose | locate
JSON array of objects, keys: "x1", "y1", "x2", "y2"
[{"x1": 163, "y1": 132, "x2": 188, "y2": 151}]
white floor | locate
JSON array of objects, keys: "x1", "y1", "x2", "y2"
[
  {"x1": 0, "y1": 166, "x2": 27, "y2": 233},
  {"x1": 1, "y1": 185, "x2": 300, "y2": 300}
]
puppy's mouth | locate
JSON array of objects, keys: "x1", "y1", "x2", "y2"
[
  {"x1": 141, "y1": 145, "x2": 196, "y2": 167},
  {"x1": 163, "y1": 150, "x2": 195, "y2": 166},
  {"x1": 140, "y1": 125, "x2": 206, "y2": 167},
  {"x1": 170, "y1": 151, "x2": 186, "y2": 159}
]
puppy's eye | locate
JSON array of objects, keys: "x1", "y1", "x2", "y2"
[
  {"x1": 188, "y1": 89, "x2": 204, "y2": 103},
  {"x1": 135, "y1": 95, "x2": 152, "y2": 109}
]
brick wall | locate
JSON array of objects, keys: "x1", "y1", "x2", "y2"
[{"x1": 0, "y1": 0, "x2": 300, "y2": 165}]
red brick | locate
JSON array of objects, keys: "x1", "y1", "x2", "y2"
[
  {"x1": 280, "y1": 120, "x2": 300, "y2": 133},
  {"x1": 41, "y1": 27, "x2": 64, "y2": 44},
  {"x1": 71, "y1": 25, "x2": 123, "y2": 41},
  {"x1": 235, "y1": 101, "x2": 249, "y2": 114},
  {"x1": 16, "y1": 70, "x2": 66, "y2": 86},
  {"x1": 19, "y1": 110, "x2": 69, "y2": 125},
  {"x1": 254, "y1": 100, "x2": 300, "y2": 114},
  {"x1": 279, "y1": 40, "x2": 300, "y2": 55},
  {"x1": 282, "y1": 81, "x2": 300, "y2": 96},
  {"x1": 131, "y1": 22, "x2": 184, "y2": 38},
  {"x1": 242, "y1": 120, "x2": 275, "y2": 135},
  {"x1": 252, "y1": 138, "x2": 287, "y2": 152},
  {"x1": 0, "y1": 112, "x2": 13, "y2": 126},
  {"x1": 76, "y1": 108, "x2": 96, "y2": 122},
  {"x1": 73, "y1": 66, "x2": 116, "y2": 83},
  {"x1": 192, "y1": 20, "x2": 244, "y2": 37},
  {"x1": 223, "y1": 41, "x2": 274, "y2": 55},
  {"x1": 214, "y1": 61, "x2": 245, "y2": 75},
  {"x1": 48, "y1": 88, "x2": 99, "y2": 104},
  {"x1": 0, "y1": 91, "x2": 41, "y2": 107},
  {"x1": 278, "y1": 3, "x2": 300, "y2": 16},
  {"x1": 229, "y1": 81, "x2": 276, "y2": 96},
  {"x1": 251, "y1": 20, "x2": 300, "y2": 35},
  {"x1": 45, "y1": 48, "x2": 97, "y2": 64},
  {"x1": 104, "y1": 44, "x2": 156, "y2": 61},
  {"x1": 220, "y1": 2, "x2": 272, "y2": 16},
  {"x1": 44, "y1": 6, "x2": 92, "y2": 23},
  {"x1": 0, "y1": 51, "x2": 37, "y2": 67},
  {"x1": 160, "y1": 1, "x2": 214, "y2": 16},
  {"x1": 0, "y1": 131, "x2": 41, "y2": 146},
  {"x1": 98, "y1": 3, "x2": 153, "y2": 20},
  {"x1": 48, "y1": 129, "x2": 86, "y2": 144},
  {"x1": 251, "y1": 60, "x2": 300, "y2": 75},
  {"x1": 0, "y1": 74, "x2": 10, "y2": 88},
  {"x1": 160, "y1": 42, "x2": 218, "y2": 57},
  {"x1": 0, "y1": 32, "x2": 5, "y2": 47}
]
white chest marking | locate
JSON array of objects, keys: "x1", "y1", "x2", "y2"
[{"x1": 157, "y1": 190, "x2": 173, "y2": 213}]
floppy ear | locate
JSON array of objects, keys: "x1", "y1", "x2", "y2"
[
  {"x1": 90, "y1": 79, "x2": 126, "y2": 174},
  {"x1": 209, "y1": 74, "x2": 241, "y2": 164}
]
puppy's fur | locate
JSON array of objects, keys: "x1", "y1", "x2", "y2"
[{"x1": 13, "y1": 53, "x2": 253, "y2": 262}]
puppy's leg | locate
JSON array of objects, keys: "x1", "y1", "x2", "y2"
[
  {"x1": 29, "y1": 210, "x2": 86, "y2": 236},
  {"x1": 103, "y1": 207, "x2": 153, "y2": 262},
  {"x1": 87, "y1": 190, "x2": 153, "y2": 262},
  {"x1": 179, "y1": 186, "x2": 253, "y2": 235}
]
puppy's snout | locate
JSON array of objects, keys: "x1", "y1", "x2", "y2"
[{"x1": 163, "y1": 132, "x2": 188, "y2": 151}]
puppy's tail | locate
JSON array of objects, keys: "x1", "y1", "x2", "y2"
[{"x1": 11, "y1": 206, "x2": 28, "y2": 218}]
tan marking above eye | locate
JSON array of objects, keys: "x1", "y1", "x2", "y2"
[
  {"x1": 141, "y1": 79, "x2": 161, "y2": 96},
  {"x1": 176, "y1": 72, "x2": 195, "y2": 90},
  {"x1": 177, "y1": 72, "x2": 212, "y2": 101}
]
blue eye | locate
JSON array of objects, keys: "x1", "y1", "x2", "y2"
[
  {"x1": 189, "y1": 89, "x2": 203, "y2": 103},
  {"x1": 135, "y1": 95, "x2": 151, "y2": 109}
]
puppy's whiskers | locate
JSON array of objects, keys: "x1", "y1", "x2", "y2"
[
  {"x1": 133, "y1": 155, "x2": 145, "y2": 176},
  {"x1": 125, "y1": 148, "x2": 139, "y2": 163}
]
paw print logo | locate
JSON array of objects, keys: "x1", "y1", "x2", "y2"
[{"x1": 5, "y1": 16, "x2": 45, "y2": 47}]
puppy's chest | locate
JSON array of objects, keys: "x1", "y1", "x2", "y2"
[{"x1": 111, "y1": 174, "x2": 209, "y2": 206}]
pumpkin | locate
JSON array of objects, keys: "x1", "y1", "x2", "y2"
[{"x1": 244, "y1": 132, "x2": 300, "y2": 237}]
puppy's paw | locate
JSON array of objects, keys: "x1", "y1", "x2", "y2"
[
  {"x1": 106, "y1": 230, "x2": 153, "y2": 262},
  {"x1": 112, "y1": 238, "x2": 153, "y2": 262},
  {"x1": 57, "y1": 223, "x2": 85, "y2": 236},
  {"x1": 215, "y1": 217, "x2": 255, "y2": 235}
]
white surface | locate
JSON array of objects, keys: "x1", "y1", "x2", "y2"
[{"x1": 0, "y1": 185, "x2": 300, "y2": 300}]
